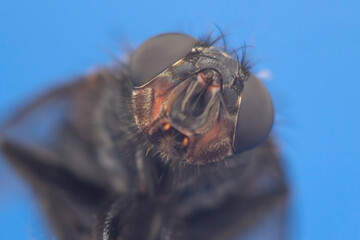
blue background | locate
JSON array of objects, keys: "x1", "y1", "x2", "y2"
[{"x1": 1, "y1": 1, "x2": 359, "y2": 239}]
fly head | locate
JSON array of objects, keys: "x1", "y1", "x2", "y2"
[{"x1": 130, "y1": 33, "x2": 274, "y2": 164}]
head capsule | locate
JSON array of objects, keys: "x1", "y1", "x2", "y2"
[{"x1": 130, "y1": 33, "x2": 273, "y2": 164}]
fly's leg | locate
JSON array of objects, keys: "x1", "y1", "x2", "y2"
[
  {"x1": 135, "y1": 146, "x2": 156, "y2": 196},
  {"x1": 0, "y1": 139, "x2": 109, "y2": 240}
]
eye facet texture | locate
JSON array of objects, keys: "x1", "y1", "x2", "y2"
[
  {"x1": 233, "y1": 74, "x2": 274, "y2": 153},
  {"x1": 130, "y1": 33, "x2": 197, "y2": 87}
]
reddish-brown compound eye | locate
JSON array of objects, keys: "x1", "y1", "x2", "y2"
[
  {"x1": 233, "y1": 74, "x2": 274, "y2": 153},
  {"x1": 130, "y1": 33, "x2": 197, "y2": 88}
]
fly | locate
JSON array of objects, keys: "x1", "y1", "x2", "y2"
[{"x1": 0, "y1": 33, "x2": 288, "y2": 240}]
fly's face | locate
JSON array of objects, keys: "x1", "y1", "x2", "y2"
[{"x1": 131, "y1": 33, "x2": 274, "y2": 164}]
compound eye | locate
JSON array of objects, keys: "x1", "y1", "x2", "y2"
[
  {"x1": 233, "y1": 74, "x2": 274, "y2": 153},
  {"x1": 130, "y1": 33, "x2": 197, "y2": 87}
]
